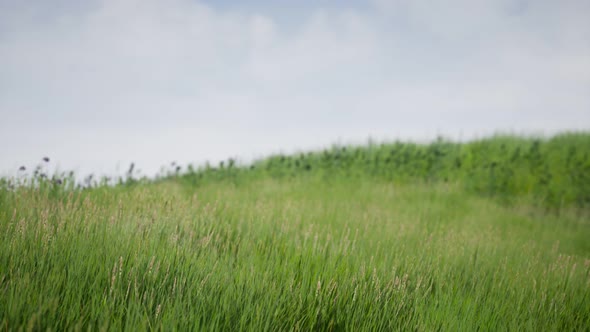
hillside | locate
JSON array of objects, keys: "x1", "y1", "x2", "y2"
[
  {"x1": 178, "y1": 133, "x2": 590, "y2": 210},
  {"x1": 1, "y1": 134, "x2": 589, "y2": 330}
]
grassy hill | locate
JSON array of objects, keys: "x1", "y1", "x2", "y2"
[
  {"x1": 1, "y1": 133, "x2": 589, "y2": 330},
  {"x1": 175, "y1": 133, "x2": 590, "y2": 208}
]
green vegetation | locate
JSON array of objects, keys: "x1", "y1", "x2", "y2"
[
  {"x1": 1, "y1": 133, "x2": 589, "y2": 330},
  {"x1": 183, "y1": 133, "x2": 590, "y2": 210}
]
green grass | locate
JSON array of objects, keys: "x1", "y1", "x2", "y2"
[
  {"x1": 1, "y1": 134, "x2": 589, "y2": 330},
  {"x1": 182, "y1": 132, "x2": 590, "y2": 210}
]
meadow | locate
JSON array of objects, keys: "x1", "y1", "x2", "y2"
[{"x1": 1, "y1": 133, "x2": 589, "y2": 330}]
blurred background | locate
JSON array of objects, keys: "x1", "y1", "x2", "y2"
[{"x1": 1, "y1": 0, "x2": 589, "y2": 178}]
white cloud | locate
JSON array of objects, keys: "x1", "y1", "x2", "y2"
[{"x1": 0, "y1": 0, "x2": 588, "y2": 177}]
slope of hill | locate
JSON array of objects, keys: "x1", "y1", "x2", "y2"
[{"x1": 1, "y1": 133, "x2": 589, "y2": 330}]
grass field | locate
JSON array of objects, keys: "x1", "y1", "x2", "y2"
[{"x1": 1, "y1": 134, "x2": 589, "y2": 330}]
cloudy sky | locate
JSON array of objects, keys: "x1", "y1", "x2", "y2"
[{"x1": 1, "y1": 0, "x2": 589, "y2": 178}]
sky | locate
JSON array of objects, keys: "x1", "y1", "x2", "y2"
[{"x1": 1, "y1": 0, "x2": 589, "y2": 178}]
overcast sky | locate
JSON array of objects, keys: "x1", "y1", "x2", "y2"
[{"x1": 1, "y1": 0, "x2": 589, "y2": 178}]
